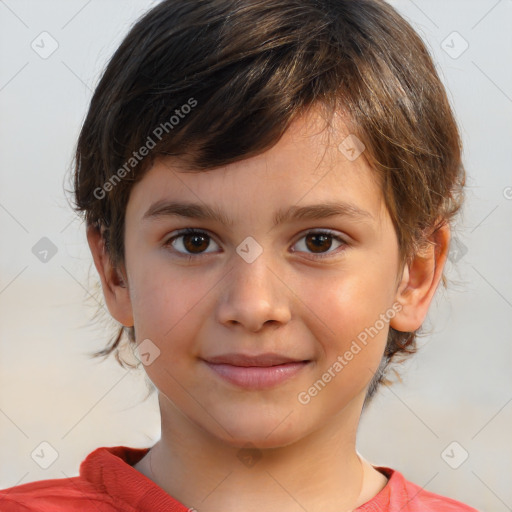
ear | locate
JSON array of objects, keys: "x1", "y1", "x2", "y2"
[
  {"x1": 86, "y1": 224, "x2": 134, "y2": 327},
  {"x1": 390, "y1": 222, "x2": 450, "y2": 332}
]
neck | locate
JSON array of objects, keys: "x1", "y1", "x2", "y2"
[{"x1": 134, "y1": 391, "x2": 387, "y2": 512}]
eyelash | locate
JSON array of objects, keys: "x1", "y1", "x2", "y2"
[{"x1": 163, "y1": 228, "x2": 348, "y2": 260}]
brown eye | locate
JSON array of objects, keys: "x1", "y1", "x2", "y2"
[
  {"x1": 165, "y1": 229, "x2": 219, "y2": 256},
  {"x1": 182, "y1": 232, "x2": 209, "y2": 253},
  {"x1": 292, "y1": 230, "x2": 346, "y2": 259},
  {"x1": 164, "y1": 228, "x2": 347, "y2": 260},
  {"x1": 305, "y1": 233, "x2": 333, "y2": 253}
]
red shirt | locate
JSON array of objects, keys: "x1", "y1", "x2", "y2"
[{"x1": 0, "y1": 445, "x2": 479, "y2": 511}]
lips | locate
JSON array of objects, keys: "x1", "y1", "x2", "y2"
[
  {"x1": 201, "y1": 353, "x2": 311, "y2": 390},
  {"x1": 203, "y1": 352, "x2": 309, "y2": 367}
]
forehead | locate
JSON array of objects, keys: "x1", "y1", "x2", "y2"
[{"x1": 125, "y1": 109, "x2": 385, "y2": 226}]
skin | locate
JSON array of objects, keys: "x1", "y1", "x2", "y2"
[{"x1": 87, "y1": 106, "x2": 450, "y2": 512}]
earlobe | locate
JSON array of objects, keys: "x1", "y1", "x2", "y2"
[
  {"x1": 86, "y1": 224, "x2": 134, "y2": 327},
  {"x1": 390, "y1": 223, "x2": 450, "y2": 333}
]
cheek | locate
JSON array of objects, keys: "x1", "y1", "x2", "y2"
[
  {"x1": 129, "y1": 260, "x2": 217, "y2": 368},
  {"x1": 304, "y1": 266, "x2": 395, "y2": 368},
  {"x1": 129, "y1": 262, "x2": 192, "y2": 342},
  {"x1": 302, "y1": 280, "x2": 393, "y2": 406}
]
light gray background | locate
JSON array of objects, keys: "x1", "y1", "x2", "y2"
[{"x1": 0, "y1": 1, "x2": 511, "y2": 511}]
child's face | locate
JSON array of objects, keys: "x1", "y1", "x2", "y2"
[{"x1": 115, "y1": 110, "x2": 407, "y2": 447}]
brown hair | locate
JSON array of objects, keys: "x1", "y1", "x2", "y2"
[{"x1": 70, "y1": 0, "x2": 465, "y2": 407}]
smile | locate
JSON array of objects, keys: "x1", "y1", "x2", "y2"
[{"x1": 202, "y1": 360, "x2": 311, "y2": 390}]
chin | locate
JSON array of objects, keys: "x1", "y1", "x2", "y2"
[
  {"x1": 201, "y1": 407, "x2": 312, "y2": 450},
  {"x1": 217, "y1": 429, "x2": 303, "y2": 451}
]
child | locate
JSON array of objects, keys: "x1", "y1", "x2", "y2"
[{"x1": 0, "y1": 0, "x2": 480, "y2": 510}]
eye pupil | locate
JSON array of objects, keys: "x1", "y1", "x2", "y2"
[
  {"x1": 306, "y1": 233, "x2": 332, "y2": 253},
  {"x1": 184, "y1": 233, "x2": 209, "y2": 252}
]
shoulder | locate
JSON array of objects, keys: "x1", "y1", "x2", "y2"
[
  {"x1": 0, "y1": 445, "x2": 149, "y2": 512},
  {"x1": 365, "y1": 466, "x2": 481, "y2": 512},
  {"x1": 0, "y1": 476, "x2": 119, "y2": 512}
]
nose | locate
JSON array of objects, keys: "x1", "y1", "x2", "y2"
[{"x1": 215, "y1": 250, "x2": 292, "y2": 332}]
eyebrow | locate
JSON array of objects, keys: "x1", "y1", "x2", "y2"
[{"x1": 142, "y1": 200, "x2": 373, "y2": 227}]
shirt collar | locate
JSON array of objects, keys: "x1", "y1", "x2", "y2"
[{"x1": 80, "y1": 445, "x2": 396, "y2": 511}]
